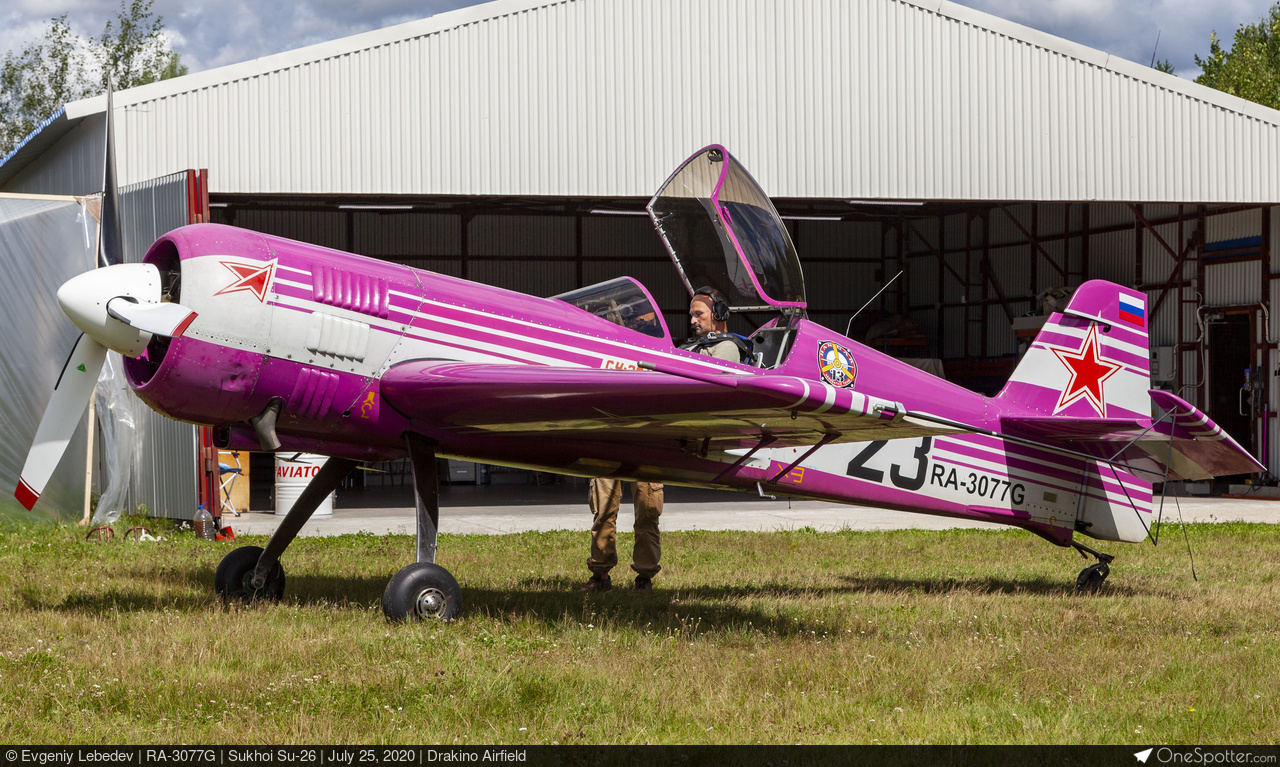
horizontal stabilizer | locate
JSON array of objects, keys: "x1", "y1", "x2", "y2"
[
  {"x1": 999, "y1": 391, "x2": 1263, "y2": 481},
  {"x1": 1147, "y1": 391, "x2": 1265, "y2": 479},
  {"x1": 1001, "y1": 416, "x2": 1148, "y2": 443}
]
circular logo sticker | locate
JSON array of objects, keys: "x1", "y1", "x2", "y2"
[{"x1": 818, "y1": 341, "x2": 857, "y2": 388}]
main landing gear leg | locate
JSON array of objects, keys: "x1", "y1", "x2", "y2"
[
  {"x1": 214, "y1": 456, "x2": 359, "y2": 602},
  {"x1": 1071, "y1": 540, "x2": 1115, "y2": 594},
  {"x1": 382, "y1": 433, "x2": 462, "y2": 622}
]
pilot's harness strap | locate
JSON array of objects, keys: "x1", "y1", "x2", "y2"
[{"x1": 679, "y1": 332, "x2": 754, "y2": 364}]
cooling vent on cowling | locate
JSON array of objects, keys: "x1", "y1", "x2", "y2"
[
  {"x1": 312, "y1": 264, "x2": 391, "y2": 319},
  {"x1": 305, "y1": 312, "x2": 369, "y2": 361},
  {"x1": 285, "y1": 367, "x2": 340, "y2": 421}
]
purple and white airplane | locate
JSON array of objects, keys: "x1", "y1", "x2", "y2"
[{"x1": 15, "y1": 145, "x2": 1262, "y2": 621}]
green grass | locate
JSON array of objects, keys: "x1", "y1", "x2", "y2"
[{"x1": 0, "y1": 517, "x2": 1278, "y2": 745}]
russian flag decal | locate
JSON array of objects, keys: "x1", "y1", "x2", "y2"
[{"x1": 1118, "y1": 293, "x2": 1146, "y2": 327}]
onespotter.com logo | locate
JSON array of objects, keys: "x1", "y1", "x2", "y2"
[{"x1": 1137, "y1": 748, "x2": 1277, "y2": 764}]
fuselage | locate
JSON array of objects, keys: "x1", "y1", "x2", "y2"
[{"x1": 128, "y1": 223, "x2": 1154, "y2": 546}]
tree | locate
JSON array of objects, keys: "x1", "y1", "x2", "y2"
[
  {"x1": 96, "y1": 0, "x2": 188, "y2": 91},
  {"x1": 0, "y1": 15, "x2": 92, "y2": 157},
  {"x1": 1154, "y1": 59, "x2": 1175, "y2": 75},
  {"x1": 1195, "y1": 3, "x2": 1280, "y2": 109},
  {"x1": 0, "y1": 0, "x2": 187, "y2": 158}
]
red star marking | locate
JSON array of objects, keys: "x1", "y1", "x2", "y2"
[
  {"x1": 214, "y1": 260, "x2": 275, "y2": 302},
  {"x1": 1049, "y1": 325, "x2": 1121, "y2": 416}
]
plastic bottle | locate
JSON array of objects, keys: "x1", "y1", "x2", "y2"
[{"x1": 193, "y1": 503, "x2": 216, "y2": 541}]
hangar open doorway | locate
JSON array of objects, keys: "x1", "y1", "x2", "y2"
[{"x1": 208, "y1": 193, "x2": 1277, "y2": 509}]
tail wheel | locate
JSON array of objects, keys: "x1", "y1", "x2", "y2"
[{"x1": 1076, "y1": 562, "x2": 1110, "y2": 593}]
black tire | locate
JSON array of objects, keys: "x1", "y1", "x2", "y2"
[
  {"x1": 1075, "y1": 562, "x2": 1110, "y2": 594},
  {"x1": 214, "y1": 546, "x2": 286, "y2": 602},
  {"x1": 383, "y1": 562, "x2": 462, "y2": 623}
]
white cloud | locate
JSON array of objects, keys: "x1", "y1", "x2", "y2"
[
  {"x1": 156, "y1": 0, "x2": 486, "y2": 72},
  {"x1": 0, "y1": 15, "x2": 52, "y2": 62}
]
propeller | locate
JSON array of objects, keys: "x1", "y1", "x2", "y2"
[
  {"x1": 99, "y1": 83, "x2": 123, "y2": 269},
  {"x1": 15, "y1": 336, "x2": 108, "y2": 510},
  {"x1": 14, "y1": 84, "x2": 198, "y2": 511}
]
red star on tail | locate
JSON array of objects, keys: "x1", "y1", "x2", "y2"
[{"x1": 1050, "y1": 325, "x2": 1121, "y2": 416}]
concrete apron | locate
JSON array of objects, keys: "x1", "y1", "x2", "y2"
[{"x1": 224, "y1": 495, "x2": 1280, "y2": 539}]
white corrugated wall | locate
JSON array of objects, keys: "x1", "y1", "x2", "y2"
[
  {"x1": 1205, "y1": 209, "x2": 1262, "y2": 244},
  {"x1": 1204, "y1": 262, "x2": 1263, "y2": 306},
  {"x1": 1147, "y1": 288, "x2": 1176, "y2": 348},
  {"x1": 53, "y1": 0, "x2": 1275, "y2": 201}
]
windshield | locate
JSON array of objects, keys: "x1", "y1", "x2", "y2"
[
  {"x1": 647, "y1": 145, "x2": 806, "y2": 312},
  {"x1": 553, "y1": 277, "x2": 670, "y2": 340}
]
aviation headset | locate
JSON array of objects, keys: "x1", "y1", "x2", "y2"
[{"x1": 693, "y1": 286, "x2": 730, "y2": 322}]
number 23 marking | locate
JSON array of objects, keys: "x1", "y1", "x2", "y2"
[{"x1": 846, "y1": 437, "x2": 931, "y2": 491}]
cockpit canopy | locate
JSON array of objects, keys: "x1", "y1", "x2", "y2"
[
  {"x1": 555, "y1": 146, "x2": 804, "y2": 369},
  {"x1": 553, "y1": 277, "x2": 670, "y2": 340},
  {"x1": 646, "y1": 145, "x2": 806, "y2": 316}
]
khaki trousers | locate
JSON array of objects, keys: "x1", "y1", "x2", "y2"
[{"x1": 587, "y1": 478, "x2": 663, "y2": 578}]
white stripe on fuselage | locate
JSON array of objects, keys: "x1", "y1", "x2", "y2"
[
  {"x1": 402, "y1": 293, "x2": 740, "y2": 373},
  {"x1": 267, "y1": 264, "x2": 754, "y2": 373},
  {"x1": 931, "y1": 435, "x2": 1150, "y2": 495},
  {"x1": 930, "y1": 441, "x2": 1146, "y2": 506},
  {"x1": 269, "y1": 293, "x2": 580, "y2": 369},
  {"x1": 762, "y1": 433, "x2": 1148, "y2": 513}
]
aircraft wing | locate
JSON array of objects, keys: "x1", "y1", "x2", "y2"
[
  {"x1": 998, "y1": 390, "x2": 1264, "y2": 481},
  {"x1": 379, "y1": 361, "x2": 965, "y2": 449}
]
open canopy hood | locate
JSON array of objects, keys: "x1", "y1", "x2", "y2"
[{"x1": 647, "y1": 145, "x2": 806, "y2": 316}]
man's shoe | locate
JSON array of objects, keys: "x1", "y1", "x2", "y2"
[
  {"x1": 583, "y1": 573, "x2": 612, "y2": 592},
  {"x1": 633, "y1": 576, "x2": 653, "y2": 591}
]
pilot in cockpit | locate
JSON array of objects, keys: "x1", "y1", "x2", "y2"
[{"x1": 679, "y1": 286, "x2": 753, "y2": 364}]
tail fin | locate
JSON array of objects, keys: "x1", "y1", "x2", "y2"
[
  {"x1": 996, "y1": 281, "x2": 1154, "y2": 544},
  {"x1": 998, "y1": 280, "x2": 1151, "y2": 420},
  {"x1": 993, "y1": 281, "x2": 1264, "y2": 544}
]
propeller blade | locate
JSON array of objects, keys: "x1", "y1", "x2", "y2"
[
  {"x1": 15, "y1": 334, "x2": 108, "y2": 510},
  {"x1": 99, "y1": 82, "x2": 123, "y2": 268},
  {"x1": 106, "y1": 299, "x2": 197, "y2": 337}
]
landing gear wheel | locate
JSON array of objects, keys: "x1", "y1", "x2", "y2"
[
  {"x1": 383, "y1": 562, "x2": 462, "y2": 623},
  {"x1": 1076, "y1": 562, "x2": 1110, "y2": 593},
  {"x1": 215, "y1": 546, "x2": 286, "y2": 602}
]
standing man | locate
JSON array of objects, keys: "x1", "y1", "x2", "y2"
[
  {"x1": 680, "y1": 286, "x2": 750, "y2": 362},
  {"x1": 584, "y1": 286, "x2": 751, "y2": 592},
  {"x1": 585, "y1": 478, "x2": 664, "y2": 591}
]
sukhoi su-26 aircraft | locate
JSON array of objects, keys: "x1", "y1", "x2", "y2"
[{"x1": 15, "y1": 144, "x2": 1262, "y2": 621}]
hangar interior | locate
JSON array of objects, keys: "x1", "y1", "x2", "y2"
[{"x1": 206, "y1": 194, "x2": 1280, "y2": 500}]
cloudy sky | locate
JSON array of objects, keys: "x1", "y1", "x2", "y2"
[{"x1": 1, "y1": 0, "x2": 1275, "y2": 81}]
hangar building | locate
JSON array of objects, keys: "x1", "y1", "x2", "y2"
[{"x1": 3, "y1": 0, "x2": 1277, "y2": 517}]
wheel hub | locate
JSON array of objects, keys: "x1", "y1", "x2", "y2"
[
  {"x1": 414, "y1": 587, "x2": 448, "y2": 619},
  {"x1": 240, "y1": 571, "x2": 262, "y2": 595},
  {"x1": 240, "y1": 566, "x2": 276, "y2": 596}
]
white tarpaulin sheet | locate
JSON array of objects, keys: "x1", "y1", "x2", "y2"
[{"x1": 0, "y1": 194, "x2": 98, "y2": 519}]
